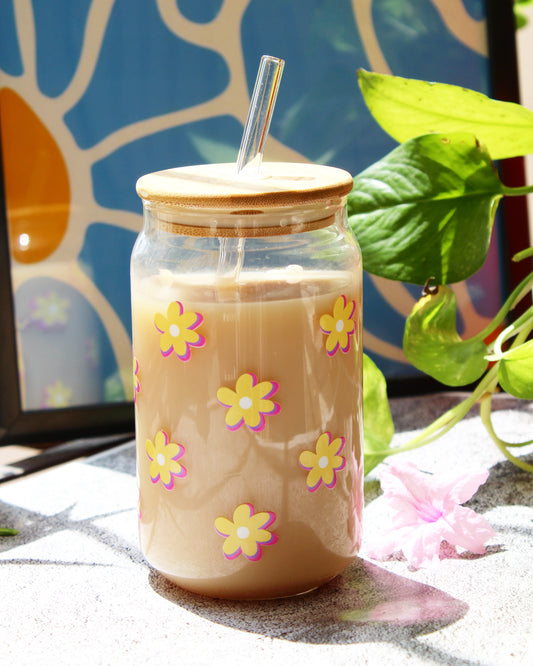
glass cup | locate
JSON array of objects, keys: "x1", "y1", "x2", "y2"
[{"x1": 131, "y1": 161, "x2": 363, "y2": 599}]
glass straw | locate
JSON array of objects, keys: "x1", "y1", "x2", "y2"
[
  {"x1": 236, "y1": 55, "x2": 285, "y2": 174},
  {"x1": 217, "y1": 55, "x2": 284, "y2": 284}
]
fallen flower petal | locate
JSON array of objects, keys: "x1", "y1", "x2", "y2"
[{"x1": 364, "y1": 461, "x2": 495, "y2": 568}]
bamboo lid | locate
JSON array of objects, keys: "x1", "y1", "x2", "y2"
[{"x1": 136, "y1": 162, "x2": 353, "y2": 210}]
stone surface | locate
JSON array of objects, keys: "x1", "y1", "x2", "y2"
[{"x1": 1, "y1": 393, "x2": 532, "y2": 665}]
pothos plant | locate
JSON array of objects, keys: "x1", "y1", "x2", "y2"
[{"x1": 352, "y1": 70, "x2": 533, "y2": 476}]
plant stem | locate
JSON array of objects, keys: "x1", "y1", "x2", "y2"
[
  {"x1": 479, "y1": 393, "x2": 533, "y2": 473},
  {"x1": 488, "y1": 305, "x2": 533, "y2": 358},
  {"x1": 372, "y1": 364, "x2": 500, "y2": 457},
  {"x1": 0, "y1": 528, "x2": 18, "y2": 536},
  {"x1": 510, "y1": 317, "x2": 533, "y2": 349},
  {"x1": 513, "y1": 246, "x2": 533, "y2": 262},
  {"x1": 387, "y1": 317, "x2": 533, "y2": 462},
  {"x1": 470, "y1": 271, "x2": 533, "y2": 343},
  {"x1": 502, "y1": 183, "x2": 533, "y2": 197}
]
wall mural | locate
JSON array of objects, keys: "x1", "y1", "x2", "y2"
[{"x1": 0, "y1": 0, "x2": 501, "y2": 410}]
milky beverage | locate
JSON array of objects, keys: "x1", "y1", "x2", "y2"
[{"x1": 132, "y1": 162, "x2": 363, "y2": 599}]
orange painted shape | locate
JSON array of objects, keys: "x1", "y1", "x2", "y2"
[{"x1": 0, "y1": 87, "x2": 70, "y2": 263}]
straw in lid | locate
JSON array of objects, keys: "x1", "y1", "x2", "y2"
[{"x1": 136, "y1": 56, "x2": 353, "y2": 236}]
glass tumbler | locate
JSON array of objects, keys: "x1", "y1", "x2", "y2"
[{"x1": 131, "y1": 161, "x2": 363, "y2": 599}]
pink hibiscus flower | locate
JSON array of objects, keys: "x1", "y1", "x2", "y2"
[{"x1": 364, "y1": 461, "x2": 495, "y2": 568}]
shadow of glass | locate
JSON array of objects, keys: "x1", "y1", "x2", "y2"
[{"x1": 149, "y1": 557, "x2": 468, "y2": 644}]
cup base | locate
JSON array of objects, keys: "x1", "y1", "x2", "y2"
[{"x1": 152, "y1": 567, "x2": 342, "y2": 601}]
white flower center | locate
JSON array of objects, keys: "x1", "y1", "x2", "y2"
[
  {"x1": 169, "y1": 324, "x2": 180, "y2": 337},
  {"x1": 237, "y1": 526, "x2": 250, "y2": 539},
  {"x1": 335, "y1": 319, "x2": 344, "y2": 333},
  {"x1": 156, "y1": 453, "x2": 166, "y2": 466},
  {"x1": 318, "y1": 455, "x2": 329, "y2": 469},
  {"x1": 239, "y1": 396, "x2": 253, "y2": 410}
]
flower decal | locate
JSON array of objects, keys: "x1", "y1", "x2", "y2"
[
  {"x1": 42, "y1": 379, "x2": 72, "y2": 408},
  {"x1": 299, "y1": 432, "x2": 346, "y2": 492},
  {"x1": 32, "y1": 291, "x2": 69, "y2": 327},
  {"x1": 146, "y1": 429, "x2": 187, "y2": 489},
  {"x1": 363, "y1": 461, "x2": 495, "y2": 569},
  {"x1": 154, "y1": 301, "x2": 205, "y2": 361},
  {"x1": 319, "y1": 295, "x2": 356, "y2": 356},
  {"x1": 133, "y1": 355, "x2": 140, "y2": 402},
  {"x1": 217, "y1": 372, "x2": 280, "y2": 432},
  {"x1": 214, "y1": 503, "x2": 278, "y2": 561}
]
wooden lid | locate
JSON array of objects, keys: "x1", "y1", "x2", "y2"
[{"x1": 136, "y1": 162, "x2": 353, "y2": 209}]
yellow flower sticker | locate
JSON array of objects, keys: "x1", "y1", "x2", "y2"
[
  {"x1": 299, "y1": 432, "x2": 346, "y2": 492},
  {"x1": 319, "y1": 295, "x2": 356, "y2": 356},
  {"x1": 154, "y1": 300, "x2": 205, "y2": 361},
  {"x1": 146, "y1": 429, "x2": 187, "y2": 490},
  {"x1": 217, "y1": 372, "x2": 280, "y2": 432},
  {"x1": 214, "y1": 503, "x2": 278, "y2": 561}
]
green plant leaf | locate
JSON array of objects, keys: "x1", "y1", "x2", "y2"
[
  {"x1": 498, "y1": 340, "x2": 533, "y2": 399},
  {"x1": 515, "y1": 0, "x2": 533, "y2": 29},
  {"x1": 348, "y1": 132, "x2": 503, "y2": 285},
  {"x1": 357, "y1": 69, "x2": 533, "y2": 160},
  {"x1": 403, "y1": 285, "x2": 489, "y2": 386},
  {"x1": 363, "y1": 353, "x2": 394, "y2": 474},
  {"x1": 515, "y1": 11, "x2": 527, "y2": 29}
]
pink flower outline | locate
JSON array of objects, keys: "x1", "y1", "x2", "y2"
[
  {"x1": 319, "y1": 294, "x2": 356, "y2": 357},
  {"x1": 217, "y1": 372, "x2": 280, "y2": 432},
  {"x1": 154, "y1": 300, "x2": 205, "y2": 362},
  {"x1": 145, "y1": 429, "x2": 187, "y2": 490},
  {"x1": 133, "y1": 355, "x2": 140, "y2": 402},
  {"x1": 214, "y1": 503, "x2": 278, "y2": 561},
  {"x1": 299, "y1": 432, "x2": 346, "y2": 492}
]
